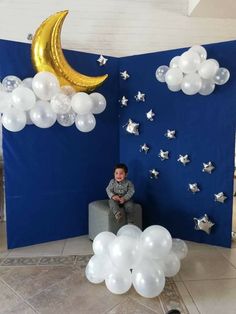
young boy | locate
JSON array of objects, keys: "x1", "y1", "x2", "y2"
[{"x1": 106, "y1": 163, "x2": 135, "y2": 223}]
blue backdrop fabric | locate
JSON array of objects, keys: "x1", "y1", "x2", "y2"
[{"x1": 0, "y1": 39, "x2": 235, "y2": 248}]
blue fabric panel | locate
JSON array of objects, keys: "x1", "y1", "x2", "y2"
[
  {"x1": 0, "y1": 40, "x2": 119, "y2": 248},
  {"x1": 119, "y1": 41, "x2": 236, "y2": 247}
]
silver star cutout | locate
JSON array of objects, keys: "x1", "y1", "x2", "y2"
[
  {"x1": 140, "y1": 143, "x2": 150, "y2": 154},
  {"x1": 119, "y1": 96, "x2": 128, "y2": 107},
  {"x1": 124, "y1": 119, "x2": 140, "y2": 135},
  {"x1": 120, "y1": 70, "x2": 130, "y2": 80},
  {"x1": 149, "y1": 169, "x2": 159, "y2": 179},
  {"x1": 97, "y1": 55, "x2": 108, "y2": 66},
  {"x1": 189, "y1": 183, "x2": 200, "y2": 194},
  {"x1": 146, "y1": 109, "x2": 155, "y2": 121},
  {"x1": 134, "y1": 91, "x2": 145, "y2": 102},
  {"x1": 159, "y1": 149, "x2": 169, "y2": 161},
  {"x1": 27, "y1": 33, "x2": 33, "y2": 41},
  {"x1": 214, "y1": 192, "x2": 227, "y2": 203},
  {"x1": 165, "y1": 129, "x2": 176, "y2": 139},
  {"x1": 202, "y1": 161, "x2": 215, "y2": 174},
  {"x1": 177, "y1": 154, "x2": 190, "y2": 166},
  {"x1": 194, "y1": 214, "x2": 215, "y2": 235}
]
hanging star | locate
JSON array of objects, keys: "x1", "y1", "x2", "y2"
[
  {"x1": 189, "y1": 183, "x2": 200, "y2": 194},
  {"x1": 177, "y1": 154, "x2": 190, "y2": 166},
  {"x1": 214, "y1": 192, "x2": 227, "y2": 203},
  {"x1": 134, "y1": 91, "x2": 145, "y2": 102},
  {"x1": 119, "y1": 96, "x2": 128, "y2": 107},
  {"x1": 202, "y1": 161, "x2": 215, "y2": 174},
  {"x1": 140, "y1": 143, "x2": 150, "y2": 154},
  {"x1": 158, "y1": 149, "x2": 169, "y2": 161},
  {"x1": 120, "y1": 70, "x2": 130, "y2": 80},
  {"x1": 165, "y1": 129, "x2": 176, "y2": 139},
  {"x1": 27, "y1": 33, "x2": 33, "y2": 41},
  {"x1": 194, "y1": 214, "x2": 215, "y2": 235},
  {"x1": 97, "y1": 55, "x2": 108, "y2": 66},
  {"x1": 149, "y1": 169, "x2": 159, "y2": 179},
  {"x1": 146, "y1": 109, "x2": 155, "y2": 121},
  {"x1": 124, "y1": 119, "x2": 140, "y2": 135}
]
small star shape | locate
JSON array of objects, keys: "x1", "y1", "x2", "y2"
[
  {"x1": 120, "y1": 70, "x2": 130, "y2": 80},
  {"x1": 27, "y1": 33, "x2": 33, "y2": 41},
  {"x1": 202, "y1": 161, "x2": 215, "y2": 174},
  {"x1": 146, "y1": 109, "x2": 155, "y2": 121},
  {"x1": 165, "y1": 129, "x2": 176, "y2": 139},
  {"x1": 159, "y1": 149, "x2": 169, "y2": 161},
  {"x1": 177, "y1": 154, "x2": 190, "y2": 166},
  {"x1": 124, "y1": 119, "x2": 140, "y2": 135},
  {"x1": 97, "y1": 55, "x2": 108, "y2": 66},
  {"x1": 149, "y1": 169, "x2": 159, "y2": 179},
  {"x1": 119, "y1": 96, "x2": 128, "y2": 107},
  {"x1": 140, "y1": 143, "x2": 150, "y2": 154},
  {"x1": 134, "y1": 91, "x2": 145, "y2": 102},
  {"x1": 194, "y1": 214, "x2": 215, "y2": 235},
  {"x1": 214, "y1": 192, "x2": 227, "y2": 203},
  {"x1": 189, "y1": 183, "x2": 200, "y2": 194}
]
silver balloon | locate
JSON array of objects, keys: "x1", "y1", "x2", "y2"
[
  {"x1": 90, "y1": 92, "x2": 106, "y2": 114},
  {"x1": 75, "y1": 113, "x2": 96, "y2": 132},
  {"x1": 194, "y1": 214, "x2": 215, "y2": 234},
  {"x1": 172, "y1": 239, "x2": 188, "y2": 260},
  {"x1": 155, "y1": 65, "x2": 169, "y2": 83},
  {"x1": 125, "y1": 119, "x2": 139, "y2": 135},
  {"x1": 2, "y1": 108, "x2": 26, "y2": 132},
  {"x1": 213, "y1": 68, "x2": 230, "y2": 85},
  {"x1": 199, "y1": 79, "x2": 215, "y2": 95},
  {"x1": 2, "y1": 75, "x2": 22, "y2": 93},
  {"x1": 57, "y1": 111, "x2": 76, "y2": 127},
  {"x1": 30, "y1": 100, "x2": 57, "y2": 128}
]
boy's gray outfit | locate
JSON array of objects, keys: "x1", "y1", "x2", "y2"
[{"x1": 106, "y1": 179, "x2": 135, "y2": 223}]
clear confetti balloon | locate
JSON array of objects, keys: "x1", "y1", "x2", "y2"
[
  {"x1": 2, "y1": 75, "x2": 22, "y2": 92},
  {"x1": 155, "y1": 65, "x2": 169, "y2": 83},
  {"x1": 57, "y1": 111, "x2": 76, "y2": 127},
  {"x1": 50, "y1": 93, "x2": 71, "y2": 114},
  {"x1": 213, "y1": 67, "x2": 230, "y2": 85},
  {"x1": 61, "y1": 85, "x2": 76, "y2": 97}
]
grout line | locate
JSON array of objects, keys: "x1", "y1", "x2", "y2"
[{"x1": 181, "y1": 280, "x2": 201, "y2": 314}]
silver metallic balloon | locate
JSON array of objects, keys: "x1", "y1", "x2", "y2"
[
  {"x1": 188, "y1": 183, "x2": 200, "y2": 194},
  {"x1": 202, "y1": 161, "x2": 215, "y2": 174},
  {"x1": 120, "y1": 70, "x2": 130, "y2": 80},
  {"x1": 146, "y1": 109, "x2": 155, "y2": 121},
  {"x1": 158, "y1": 149, "x2": 169, "y2": 161},
  {"x1": 124, "y1": 119, "x2": 140, "y2": 135},
  {"x1": 214, "y1": 192, "x2": 227, "y2": 203},
  {"x1": 140, "y1": 143, "x2": 150, "y2": 154},
  {"x1": 177, "y1": 154, "x2": 190, "y2": 166},
  {"x1": 194, "y1": 214, "x2": 215, "y2": 235},
  {"x1": 120, "y1": 96, "x2": 128, "y2": 107},
  {"x1": 149, "y1": 169, "x2": 159, "y2": 179},
  {"x1": 165, "y1": 129, "x2": 176, "y2": 139},
  {"x1": 97, "y1": 55, "x2": 108, "y2": 66},
  {"x1": 134, "y1": 91, "x2": 145, "y2": 102}
]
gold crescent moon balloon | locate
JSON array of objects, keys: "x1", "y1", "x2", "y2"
[{"x1": 31, "y1": 10, "x2": 108, "y2": 92}]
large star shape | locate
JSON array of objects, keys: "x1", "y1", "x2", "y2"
[
  {"x1": 158, "y1": 149, "x2": 169, "y2": 161},
  {"x1": 214, "y1": 192, "x2": 227, "y2": 203},
  {"x1": 177, "y1": 154, "x2": 190, "y2": 166},
  {"x1": 125, "y1": 119, "x2": 140, "y2": 135},
  {"x1": 194, "y1": 214, "x2": 215, "y2": 235},
  {"x1": 140, "y1": 143, "x2": 150, "y2": 154},
  {"x1": 149, "y1": 169, "x2": 159, "y2": 179},
  {"x1": 146, "y1": 109, "x2": 155, "y2": 121},
  {"x1": 202, "y1": 161, "x2": 215, "y2": 174},
  {"x1": 119, "y1": 96, "x2": 128, "y2": 107},
  {"x1": 189, "y1": 183, "x2": 200, "y2": 194},
  {"x1": 134, "y1": 91, "x2": 145, "y2": 102},
  {"x1": 120, "y1": 70, "x2": 130, "y2": 80},
  {"x1": 165, "y1": 129, "x2": 176, "y2": 139},
  {"x1": 97, "y1": 55, "x2": 108, "y2": 66}
]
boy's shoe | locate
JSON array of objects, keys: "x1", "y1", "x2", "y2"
[{"x1": 166, "y1": 310, "x2": 181, "y2": 314}]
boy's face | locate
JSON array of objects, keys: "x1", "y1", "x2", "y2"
[{"x1": 114, "y1": 168, "x2": 126, "y2": 182}]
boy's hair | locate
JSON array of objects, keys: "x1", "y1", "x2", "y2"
[{"x1": 114, "y1": 163, "x2": 128, "y2": 174}]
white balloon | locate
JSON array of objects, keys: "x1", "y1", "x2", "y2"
[
  {"x1": 12, "y1": 86, "x2": 36, "y2": 111},
  {"x1": 155, "y1": 65, "x2": 169, "y2": 83},
  {"x1": 181, "y1": 73, "x2": 202, "y2": 95},
  {"x1": 30, "y1": 100, "x2": 57, "y2": 128},
  {"x1": 198, "y1": 59, "x2": 219, "y2": 80},
  {"x1": 25, "y1": 111, "x2": 33, "y2": 125},
  {"x1": 105, "y1": 269, "x2": 132, "y2": 294},
  {"x1": 75, "y1": 113, "x2": 96, "y2": 132},
  {"x1": 199, "y1": 79, "x2": 215, "y2": 95},
  {"x1": 2, "y1": 108, "x2": 26, "y2": 132},
  {"x1": 0, "y1": 91, "x2": 13, "y2": 113},
  {"x1": 140, "y1": 225, "x2": 172, "y2": 259},
  {"x1": 165, "y1": 68, "x2": 183, "y2": 86},
  {"x1": 85, "y1": 254, "x2": 112, "y2": 284},
  {"x1": 2, "y1": 75, "x2": 22, "y2": 93},
  {"x1": 57, "y1": 111, "x2": 76, "y2": 127},
  {"x1": 117, "y1": 224, "x2": 142, "y2": 240},
  {"x1": 167, "y1": 84, "x2": 181, "y2": 92},
  {"x1": 90, "y1": 92, "x2": 106, "y2": 114},
  {"x1": 162, "y1": 251, "x2": 181, "y2": 277},
  {"x1": 213, "y1": 67, "x2": 230, "y2": 85},
  {"x1": 179, "y1": 51, "x2": 201, "y2": 74},
  {"x1": 189, "y1": 45, "x2": 207, "y2": 62},
  {"x1": 93, "y1": 231, "x2": 116, "y2": 255},
  {"x1": 71, "y1": 92, "x2": 93, "y2": 115},
  {"x1": 172, "y1": 238, "x2": 188, "y2": 259},
  {"x1": 50, "y1": 93, "x2": 71, "y2": 114},
  {"x1": 61, "y1": 85, "x2": 76, "y2": 97},
  {"x1": 169, "y1": 56, "x2": 180, "y2": 68},
  {"x1": 21, "y1": 77, "x2": 33, "y2": 90},
  {"x1": 32, "y1": 71, "x2": 60, "y2": 101},
  {"x1": 0, "y1": 82, "x2": 3, "y2": 91}
]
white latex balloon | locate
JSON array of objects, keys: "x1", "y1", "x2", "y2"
[
  {"x1": 2, "y1": 108, "x2": 26, "y2": 132},
  {"x1": 85, "y1": 254, "x2": 112, "y2": 284},
  {"x1": 105, "y1": 268, "x2": 132, "y2": 294},
  {"x1": 198, "y1": 59, "x2": 219, "y2": 80},
  {"x1": 181, "y1": 73, "x2": 202, "y2": 95},
  {"x1": 213, "y1": 67, "x2": 230, "y2": 85},
  {"x1": 117, "y1": 224, "x2": 142, "y2": 240},
  {"x1": 93, "y1": 231, "x2": 116, "y2": 255},
  {"x1": 57, "y1": 111, "x2": 76, "y2": 127},
  {"x1": 21, "y1": 77, "x2": 33, "y2": 90},
  {"x1": 50, "y1": 93, "x2": 71, "y2": 114},
  {"x1": 0, "y1": 91, "x2": 13, "y2": 113},
  {"x1": 132, "y1": 259, "x2": 165, "y2": 298},
  {"x1": 167, "y1": 84, "x2": 181, "y2": 92},
  {"x1": 0, "y1": 83, "x2": 3, "y2": 91},
  {"x1": 30, "y1": 100, "x2": 57, "y2": 128},
  {"x1": 2, "y1": 75, "x2": 22, "y2": 92},
  {"x1": 179, "y1": 51, "x2": 201, "y2": 74},
  {"x1": 71, "y1": 92, "x2": 93, "y2": 115},
  {"x1": 155, "y1": 65, "x2": 169, "y2": 83},
  {"x1": 25, "y1": 111, "x2": 33, "y2": 125},
  {"x1": 12, "y1": 86, "x2": 36, "y2": 111},
  {"x1": 90, "y1": 92, "x2": 106, "y2": 114},
  {"x1": 140, "y1": 225, "x2": 172, "y2": 260},
  {"x1": 199, "y1": 79, "x2": 215, "y2": 95},
  {"x1": 75, "y1": 113, "x2": 96, "y2": 132},
  {"x1": 162, "y1": 251, "x2": 181, "y2": 277},
  {"x1": 172, "y1": 238, "x2": 188, "y2": 260},
  {"x1": 32, "y1": 71, "x2": 60, "y2": 101},
  {"x1": 189, "y1": 45, "x2": 207, "y2": 62},
  {"x1": 165, "y1": 68, "x2": 183, "y2": 86},
  {"x1": 169, "y1": 56, "x2": 180, "y2": 68}
]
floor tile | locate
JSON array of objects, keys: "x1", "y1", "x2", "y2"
[
  {"x1": 0, "y1": 280, "x2": 23, "y2": 313},
  {"x1": 217, "y1": 247, "x2": 236, "y2": 268},
  {"x1": 4, "y1": 302, "x2": 37, "y2": 314},
  {"x1": 62, "y1": 235, "x2": 93, "y2": 255},
  {"x1": 106, "y1": 297, "x2": 158, "y2": 314},
  {"x1": 175, "y1": 282, "x2": 200, "y2": 314},
  {"x1": 185, "y1": 278, "x2": 236, "y2": 314}
]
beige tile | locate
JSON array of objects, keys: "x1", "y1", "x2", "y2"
[
  {"x1": 106, "y1": 297, "x2": 158, "y2": 313},
  {"x1": 216, "y1": 247, "x2": 236, "y2": 268},
  {"x1": 5, "y1": 302, "x2": 37, "y2": 314},
  {"x1": 0, "y1": 251, "x2": 9, "y2": 258},
  {"x1": 185, "y1": 241, "x2": 218, "y2": 252},
  {"x1": 0, "y1": 280, "x2": 23, "y2": 313},
  {"x1": 175, "y1": 282, "x2": 200, "y2": 314},
  {"x1": 62, "y1": 235, "x2": 93, "y2": 255},
  {"x1": 180, "y1": 250, "x2": 236, "y2": 280},
  {"x1": 185, "y1": 279, "x2": 236, "y2": 314}
]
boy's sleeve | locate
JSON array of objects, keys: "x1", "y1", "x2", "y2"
[
  {"x1": 123, "y1": 180, "x2": 135, "y2": 201},
  {"x1": 106, "y1": 179, "x2": 115, "y2": 199}
]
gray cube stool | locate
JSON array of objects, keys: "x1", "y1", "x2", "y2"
[{"x1": 89, "y1": 200, "x2": 142, "y2": 240}]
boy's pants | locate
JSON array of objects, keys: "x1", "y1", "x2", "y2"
[{"x1": 108, "y1": 199, "x2": 134, "y2": 223}]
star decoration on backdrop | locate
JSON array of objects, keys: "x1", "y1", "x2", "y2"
[
  {"x1": 146, "y1": 109, "x2": 155, "y2": 121},
  {"x1": 119, "y1": 96, "x2": 128, "y2": 107},
  {"x1": 188, "y1": 183, "x2": 200, "y2": 194},
  {"x1": 120, "y1": 70, "x2": 130, "y2": 80},
  {"x1": 165, "y1": 129, "x2": 176, "y2": 139},
  {"x1": 158, "y1": 149, "x2": 169, "y2": 161},
  {"x1": 134, "y1": 91, "x2": 145, "y2": 102},
  {"x1": 124, "y1": 119, "x2": 140, "y2": 135},
  {"x1": 202, "y1": 161, "x2": 215, "y2": 174},
  {"x1": 177, "y1": 154, "x2": 190, "y2": 166},
  {"x1": 149, "y1": 169, "x2": 159, "y2": 179},
  {"x1": 194, "y1": 214, "x2": 215, "y2": 235},
  {"x1": 27, "y1": 33, "x2": 33, "y2": 41},
  {"x1": 140, "y1": 143, "x2": 150, "y2": 154},
  {"x1": 97, "y1": 55, "x2": 108, "y2": 66},
  {"x1": 214, "y1": 192, "x2": 227, "y2": 203}
]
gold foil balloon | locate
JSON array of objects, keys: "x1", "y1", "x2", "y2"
[{"x1": 31, "y1": 10, "x2": 108, "y2": 92}]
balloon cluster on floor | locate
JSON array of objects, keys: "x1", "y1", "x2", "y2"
[
  {"x1": 155, "y1": 45, "x2": 230, "y2": 95},
  {"x1": 0, "y1": 71, "x2": 106, "y2": 132},
  {"x1": 86, "y1": 224, "x2": 188, "y2": 298}
]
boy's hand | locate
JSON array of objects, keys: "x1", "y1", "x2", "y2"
[
  {"x1": 112, "y1": 195, "x2": 120, "y2": 201},
  {"x1": 119, "y1": 197, "x2": 125, "y2": 204}
]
